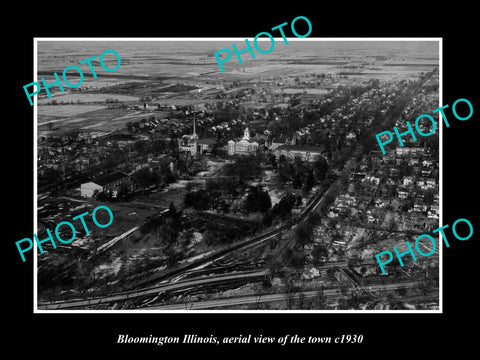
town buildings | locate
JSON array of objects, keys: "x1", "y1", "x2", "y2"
[
  {"x1": 178, "y1": 115, "x2": 214, "y2": 157},
  {"x1": 275, "y1": 144, "x2": 326, "y2": 162},
  {"x1": 80, "y1": 171, "x2": 130, "y2": 197}
]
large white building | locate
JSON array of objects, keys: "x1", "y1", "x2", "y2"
[
  {"x1": 274, "y1": 145, "x2": 326, "y2": 162},
  {"x1": 227, "y1": 127, "x2": 261, "y2": 156},
  {"x1": 80, "y1": 182, "x2": 103, "y2": 198}
]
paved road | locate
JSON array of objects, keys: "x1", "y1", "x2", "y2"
[
  {"x1": 97, "y1": 226, "x2": 139, "y2": 253},
  {"x1": 128, "y1": 202, "x2": 168, "y2": 210}
]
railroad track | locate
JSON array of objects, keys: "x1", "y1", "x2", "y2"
[
  {"x1": 37, "y1": 181, "x2": 331, "y2": 309},
  {"x1": 145, "y1": 281, "x2": 424, "y2": 310},
  {"x1": 38, "y1": 269, "x2": 268, "y2": 310}
]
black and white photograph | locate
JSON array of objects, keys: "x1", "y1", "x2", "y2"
[
  {"x1": 5, "y1": 5, "x2": 478, "y2": 356},
  {"x1": 34, "y1": 39, "x2": 440, "y2": 312}
]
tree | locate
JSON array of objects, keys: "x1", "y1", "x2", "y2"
[
  {"x1": 278, "y1": 161, "x2": 291, "y2": 183},
  {"x1": 152, "y1": 140, "x2": 166, "y2": 154},
  {"x1": 168, "y1": 202, "x2": 178, "y2": 217},
  {"x1": 271, "y1": 192, "x2": 296, "y2": 219},
  {"x1": 423, "y1": 190, "x2": 435, "y2": 205},
  {"x1": 269, "y1": 234, "x2": 281, "y2": 250},
  {"x1": 396, "y1": 286, "x2": 407, "y2": 299},
  {"x1": 116, "y1": 184, "x2": 131, "y2": 201},
  {"x1": 223, "y1": 155, "x2": 261, "y2": 184},
  {"x1": 245, "y1": 185, "x2": 271, "y2": 214},
  {"x1": 303, "y1": 169, "x2": 315, "y2": 193},
  {"x1": 314, "y1": 287, "x2": 327, "y2": 309},
  {"x1": 268, "y1": 260, "x2": 281, "y2": 279},
  {"x1": 40, "y1": 167, "x2": 62, "y2": 185},
  {"x1": 296, "y1": 222, "x2": 314, "y2": 249},
  {"x1": 296, "y1": 195, "x2": 303, "y2": 207},
  {"x1": 164, "y1": 247, "x2": 182, "y2": 267},
  {"x1": 311, "y1": 244, "x2": 328, "y2": 266},
  {"x1": 184, "y1": 189, "x2": 211, "y2": 211},
  {"x1": 386, "y1": 217, "x2": 398, "y2": 231},
  {"x1": 326, "y1": 267, "x2": 337, "y2": 281},
  {"x1": 347, "y1": 255, "x2": 361, "y2": 268},
  {"x1": 284, "y1": 276, "x2": 299, "y2": 309},
  {"x1": 94, "y1": 190, "x2": 111, "y2": 202},
  {"x1": 268, "y1": 154, "x2": 277, "y2": 168},
  {"x1": 183, "y1": 230, "x2": 194, "y2": 249},
  {"x1": 418, "y1": 280, "x2": 432, "y2": 296},
  {"x1": 297, "y1": 293, "x2": 306, "y2": 309},
  {"x1": 306, "y1": 212, "x2": 322, "y2": 227},
  {"x1": 134, "y1": 140, "x2": 150, "y2": 154},
  {"x1": 292, "y1": 172, "x2": 302, "y2": 189},
  {"x1": 132, "y1": 167, "x2": 156, "y2": 188}
]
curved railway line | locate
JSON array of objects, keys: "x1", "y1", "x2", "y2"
[{"x1": 38, "y1": 177, "x2": 333, "y2": 310}]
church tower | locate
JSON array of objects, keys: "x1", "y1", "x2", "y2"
[
  {"x1": 191, "y1": 112, "x2": 198, "y2": 140},
  {"x1": 242, "y1": 127, "x2": 250, "y2": 141}
]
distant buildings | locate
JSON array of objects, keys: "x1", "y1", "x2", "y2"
[
  {"x1": 179, "y1": 134, "x2": 215, "y2": 158},
  {"x1": 80, "y1": 171, "x2": 130, "y2": 197},
  {"x1": 178, "y1": 115, "x2": 214, "y2": 157},
  {"x1": 396, "y1": 147, "x2": 424, "y2": 157},
  {"x1": 269, "y1": 133, "x2": 292, "y2": 150},
  {"x1": 397, "y1": 188, "x2": 409, "y2": 199},
  {"x1": 275, "y1": 144, "x2": 326, "y2": 162}
]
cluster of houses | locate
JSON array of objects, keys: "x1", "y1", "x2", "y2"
[
  {"x1": 326, "y1": 141, "x2": 439, "y2": 228},
  {"x1": 38, "y1": 133, "x2": 109, "y2": 180}
]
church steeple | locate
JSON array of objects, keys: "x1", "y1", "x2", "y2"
[
  {"x1": 242, "y1": 127, "x2": 250, "y2": 141},
  {"x1": 193, "y1": 112, "x2": 196, "y2": 136},
  {"x1": 191, "y1": 111, "x2": 198, "y2": 140}
]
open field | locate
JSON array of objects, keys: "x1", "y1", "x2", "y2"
[
  {"x1": 86, "y1": 80, "x2": 198, "y2": 98},
  {"x1": 229, "y1": 63, "x2": 340, "y2": 76},
  {"x1": 272, "y1": 88, "x2": 330, "y2": 95},
  {"x1": 38, "y1": 107, "x2": 156, "y2": 134},
  {"x1": 39, "y1": 198, "x2": 154, "y2": 240},
  {"x1": 132, "y1": 183, "x2": 187, "y2": 210},
  {"x1": 38, "y1": 105, "x2": 106, "y2": 119},
  {"x1": 38, "y1": 93, "x2": 140, "y2": 104}
]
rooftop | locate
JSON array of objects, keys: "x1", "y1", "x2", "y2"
[
  {"x1": 276, "y1": 144, "x2": 326, "y2": 153},
  {"x1": 93, "y1": 171, "x2": 129, "y2": 186}
]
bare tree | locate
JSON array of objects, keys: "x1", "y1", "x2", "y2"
[
  {"x1": 284, "y1": 276, "x2": 298, "y2": 310},
  {"x1": 396, "y1": 286, "x2": 407, "y2": 299},
  {"x1": 297, "y1": 293, "x2": 306, "y2": 309},
  {"x1": 315, "y1": 286, "x2": 327, "y2": 310}
]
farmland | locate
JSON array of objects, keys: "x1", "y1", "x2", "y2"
[
  {"x1": 273, "y1": 88, "x2": 329, "y2": 95},
  {"x1": 38, "y1": 107, "x2": 160, "y2": 135},
  {"x1": 38, "y1": 93, "x2": 140, "y2": 105},
  {"x1": 38, "y1": 105, "x2": 107, "y2": 119}
]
